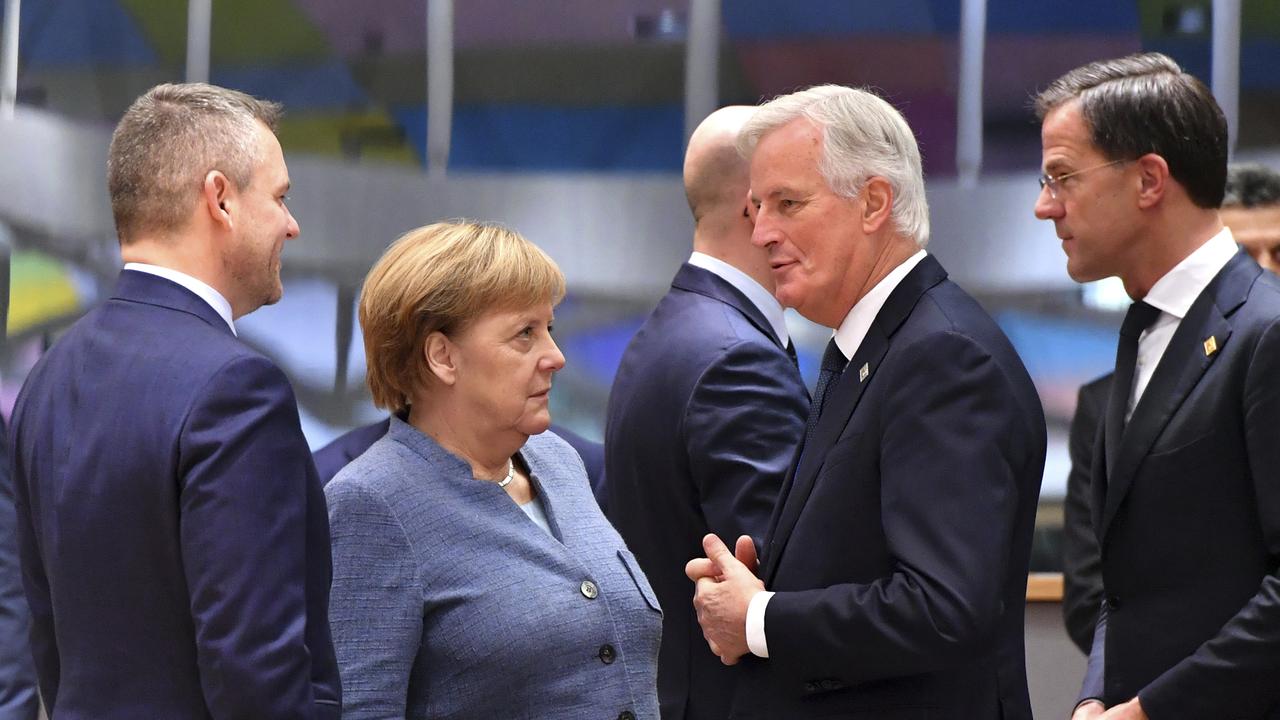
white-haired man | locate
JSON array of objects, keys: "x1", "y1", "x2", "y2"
[{"x1": 687, "y1": 84, "x2": 1047, "y2": 719}]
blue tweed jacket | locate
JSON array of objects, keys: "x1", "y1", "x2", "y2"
[{"x1": 326, "y1": 417, "x2": 661, "y2": 719}]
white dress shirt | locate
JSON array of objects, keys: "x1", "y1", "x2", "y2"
[
  {"x1": 123, "y1": 262, "x2": 237, "y2": 336},
  {"x1": 745, "y1": 248, "x2": 928, "y2": 658},
  {"x1": 1127, "y1": 227, "x2": 1237, "y2": 419},
  {"x1": 688, "y1": 251, "x2": 791, "y2": 348}
]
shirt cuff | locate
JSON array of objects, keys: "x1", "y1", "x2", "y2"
[{"x1": 746, "y1": 590, "x2": 775, "y2": 658}]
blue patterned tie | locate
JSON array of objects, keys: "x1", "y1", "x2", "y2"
[{"x1": 802, "y1": 338, "x2": 848, "y2": 450}]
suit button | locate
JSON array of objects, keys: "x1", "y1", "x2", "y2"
[
  {"x1": 581, "y1": 580, "x2": 599, "y2": 599},
  {"x1": 618, "y1": 712, "x2": 635, "y2": 720},
  {"x1": 1106, "y1": 595, "x2": 1121, "y2": 611},
  {"x1": 598, "y1": 644, "x2": 616, "y2": 664}
]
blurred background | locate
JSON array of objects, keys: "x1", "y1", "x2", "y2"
[{"x1": 1, "y1": 0, "x2": 1276, "y2": 709}]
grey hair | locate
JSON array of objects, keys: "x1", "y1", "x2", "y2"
[
  {"x1": 107, "y1": 82, "x2": 282, "y2": 244},
  {"x1": 738, "y1": 84, "x2": 930, "y2": 247}
]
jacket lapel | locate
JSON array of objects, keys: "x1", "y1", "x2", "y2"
[
  {"x1": 112, "y1": 269, "x2": 236, "y2": 337},
  {"x1": 671, "y1": 263, "x2": 786, "y2": 349},
  {"x1": 1099, "y1": 251, "x2": 1256, "y2": 540},
  {"x1": 762, "y1": 255, "x2": 947, "y2": 584},
  {"x1": 764, "y1": 326, "x2": 887, "y2": 584}
]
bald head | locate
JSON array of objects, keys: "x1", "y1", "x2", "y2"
[
  {"x1": 682, "y1": 106, "x2": 776, "y2": 292},
  {"x1": 684, "y1": 106, "x2": 756, "y2": 226}
]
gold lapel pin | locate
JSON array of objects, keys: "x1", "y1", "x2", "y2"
[
  {"x1": 858, "y1": 363, "x2": 870, "y2": 382},
  {"x1": 1203, "y1": 336, "x2": 1218, "y2": 356}
]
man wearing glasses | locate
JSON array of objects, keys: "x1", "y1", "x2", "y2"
[
  {"x1": 1035, "y1": 53, "x2": 1280, "y2": 720},
  {"x1": 1061, "y1": 162, "x2": 1280, "y2": 661}
]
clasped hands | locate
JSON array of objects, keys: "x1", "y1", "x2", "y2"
[
  {"x1": 1072, "y1": 698, "x2": 1147, "y2": 720},
  {"x1": 685, "y1": 533, "x2": 766, "y2": 665}
]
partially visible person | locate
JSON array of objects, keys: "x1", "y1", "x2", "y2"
[
  {"x1": 687, "y1": 84, "x2": 1046, "y2": 719},
  {"x1": 313, "y1": 417, "x2": 606, "y2": 507},
  {"x1": 1222, "y1": 163, "x2": 1280, "y2": 273},
  {"x1": 1061, "y1": 373, "x2": 1112, "y2": 654},
  {"x1": 314, "y1": 418, "x2": 393, "y2": 483},
  {"x1": 605, "y1": 105, "x2": 808, "y2": 720},
  {"x1": 1034, "y1": 53, "x2": 1280, "y2": 720},
  {"x1": 326, "y1": 221, "x2": 660, "y2": 719},
  {"x1": 9, "y1": 83, "x2": 340, "y2": 717},
  {"x1": 1060, "y1": 163, "x2": 1280, "y2": 656},
  {"x1": 0, "y1": 415, "x2": 38, "y2": 720}
]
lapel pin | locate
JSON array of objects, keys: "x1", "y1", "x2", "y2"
[
  {"x1": 1203, "y1": 336, "x2": 1218, "y2": 357},
  {"x1": 858, "y1": 363, "x2": 870, "y2": 382}
]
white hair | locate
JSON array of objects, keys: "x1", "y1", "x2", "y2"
[{"x1": 738, "y1": 84, "x2": 930, "y2": 247}]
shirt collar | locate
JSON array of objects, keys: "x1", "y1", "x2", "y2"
[
  {"x1": 1142, "y1": 227, "x2": 1238, "y2": 320},
  {"x1": 688, "y1": 251, "x2": 790, "y2": 346},
  {"x1": 832, "y1": 249, "x2": 928, "y2": 360},
  {"x1": 123, "y1": 262, "x2": 237, "y2": 335}
]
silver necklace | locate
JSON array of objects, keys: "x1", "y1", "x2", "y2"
[{"x1": 497, "y1": 459, "x2": 515, "y2": 488}]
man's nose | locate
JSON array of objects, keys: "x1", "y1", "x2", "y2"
[{"x1": 1033, "y1": 187, "x2": 1062, "y2": 221}]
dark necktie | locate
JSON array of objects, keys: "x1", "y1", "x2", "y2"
[
  {"x1": 802, "y1": 338, "x2": 848, "y2": 451},
  {"x1": 1104, "y1": 300, "x2": 1161, "y2": 475}
]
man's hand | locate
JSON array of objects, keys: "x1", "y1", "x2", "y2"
[
  {"x1": 685, "y1": 534, "x2": 764, "y2": 665},
  {"x1": 1099, "y1": 698, "x2": 1147, "y2": 720},
  {"x1": 1071, "y1": 700, "x2": 1105, "y2": 720}
]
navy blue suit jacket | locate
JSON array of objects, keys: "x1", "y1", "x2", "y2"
[
  {"x1": 9, "y1": 270, "x2": 341, "y2": 719},
  {"x1": 0, "y1": 414, "x2": 38, "y2": 720},
  {"x1": 734, "y1": 255, "x2": 1046, "y2": 720},
  {"x1": 1081, "y1": 251, "x2": 1280, "y2": 719},
  {"x1": 605, "y1": 262, "x2": 808, "y2": 720},
  {"x1": 315, "y1": 419, "x2": 606, "y2": 507}
]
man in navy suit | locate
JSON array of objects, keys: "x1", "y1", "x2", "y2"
[
  {"x1": 687, "y1": 85, "x2": 1046, "y2": 719},
  {"x1": 9, "y1": 84, "x2": 340, "y2": 718},
  {"x1": 1060, "y1": 164, "x2": 1280, "y2": 657},
  {"x1": 605, "y1": 105, "x2": 809, "y2": 720},
  {"x1": 1035, "y1": 54, "x2": 1280, "y2": 720}
]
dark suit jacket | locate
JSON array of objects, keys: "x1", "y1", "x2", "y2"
[
  {"x1": 606, "y1": 262, "x2": 809, "y2": 720},
  {"x1": 1081, "y1": 251, "x2": 1280, "y2": 719},
  {"x1": 1062, "y1": 373, "x2": 1112, "y2": 654},
  {"x1": 9, "y1": 270, "x2": 340, "y2": 719},
  {"x1": 733, "y1": 255, "x2": 1046, "y2": 720},
  {"x1": 0, "y1": 415, "x2": 38, "y2": 720},
  {"x1": 315, "y1": 419, "x2": 606, "y2": 506}
]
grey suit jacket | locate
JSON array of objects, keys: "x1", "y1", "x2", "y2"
[{"x1": 326, "y1": 418, "x2": 661, "y2": 719}]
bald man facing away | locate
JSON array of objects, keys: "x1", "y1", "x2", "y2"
[{"x1": 605, "y1": 106, "x2": 809, "y2": 720}]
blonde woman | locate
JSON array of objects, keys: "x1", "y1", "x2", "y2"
[{"x1": 326, "y1": 221, "x2": 660, "y2": 719}]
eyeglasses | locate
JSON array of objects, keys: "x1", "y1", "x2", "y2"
[{"x1": 1038, "y1": 159, "x2": 1127, "y2": 199}]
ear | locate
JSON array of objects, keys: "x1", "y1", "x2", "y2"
[
  {"x1": 860, "y1": 176, "x2": 895, "y2": 234},
  {"x1": 423, "y1": 331, "x2": 458, "y2": 386},
  {"x1": 1134, "y1": 153, "x2": 1169, "y2": 210},
  {"x1": 201, "y1": 170, "x2": 235, "y2": 232}
]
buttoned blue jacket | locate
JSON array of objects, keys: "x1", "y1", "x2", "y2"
[{"x1": 327, "y1": 418, "x2": 661, "y2": 719}]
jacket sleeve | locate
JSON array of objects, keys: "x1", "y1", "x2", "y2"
[
  {"x1": 1062, "y1": 376, "x2": 1108, "y2": 654},
  {"x1": 325, "y1": 478, "x2": 422, "y2": 719},
  {"x1": 763, "y1": 331, "x2": 1037, "y2": 683},
  {"x1": 683, "y1": 338, "x2": 809, "y2": 546},
  {"x1": 2, "y1": 414, "x2": 42, "y2": 719},
  {"x1": 1139, "y1": 316, "x2": 1280, "y2": 719},
  {"x1": 177, "y1": 354, "x2": 326, "y2": 718}
]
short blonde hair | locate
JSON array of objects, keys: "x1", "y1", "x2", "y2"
[
  {"x1": 108, "y1": 83, "x2": 282, "y2": 244},
  {"x1": 360, "y1": 220, "x2": 567, "y2": 412}
]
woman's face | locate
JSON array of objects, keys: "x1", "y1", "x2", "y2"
[{"x1": 447, "y1": 302, "x2": 564, "y2": 437}]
